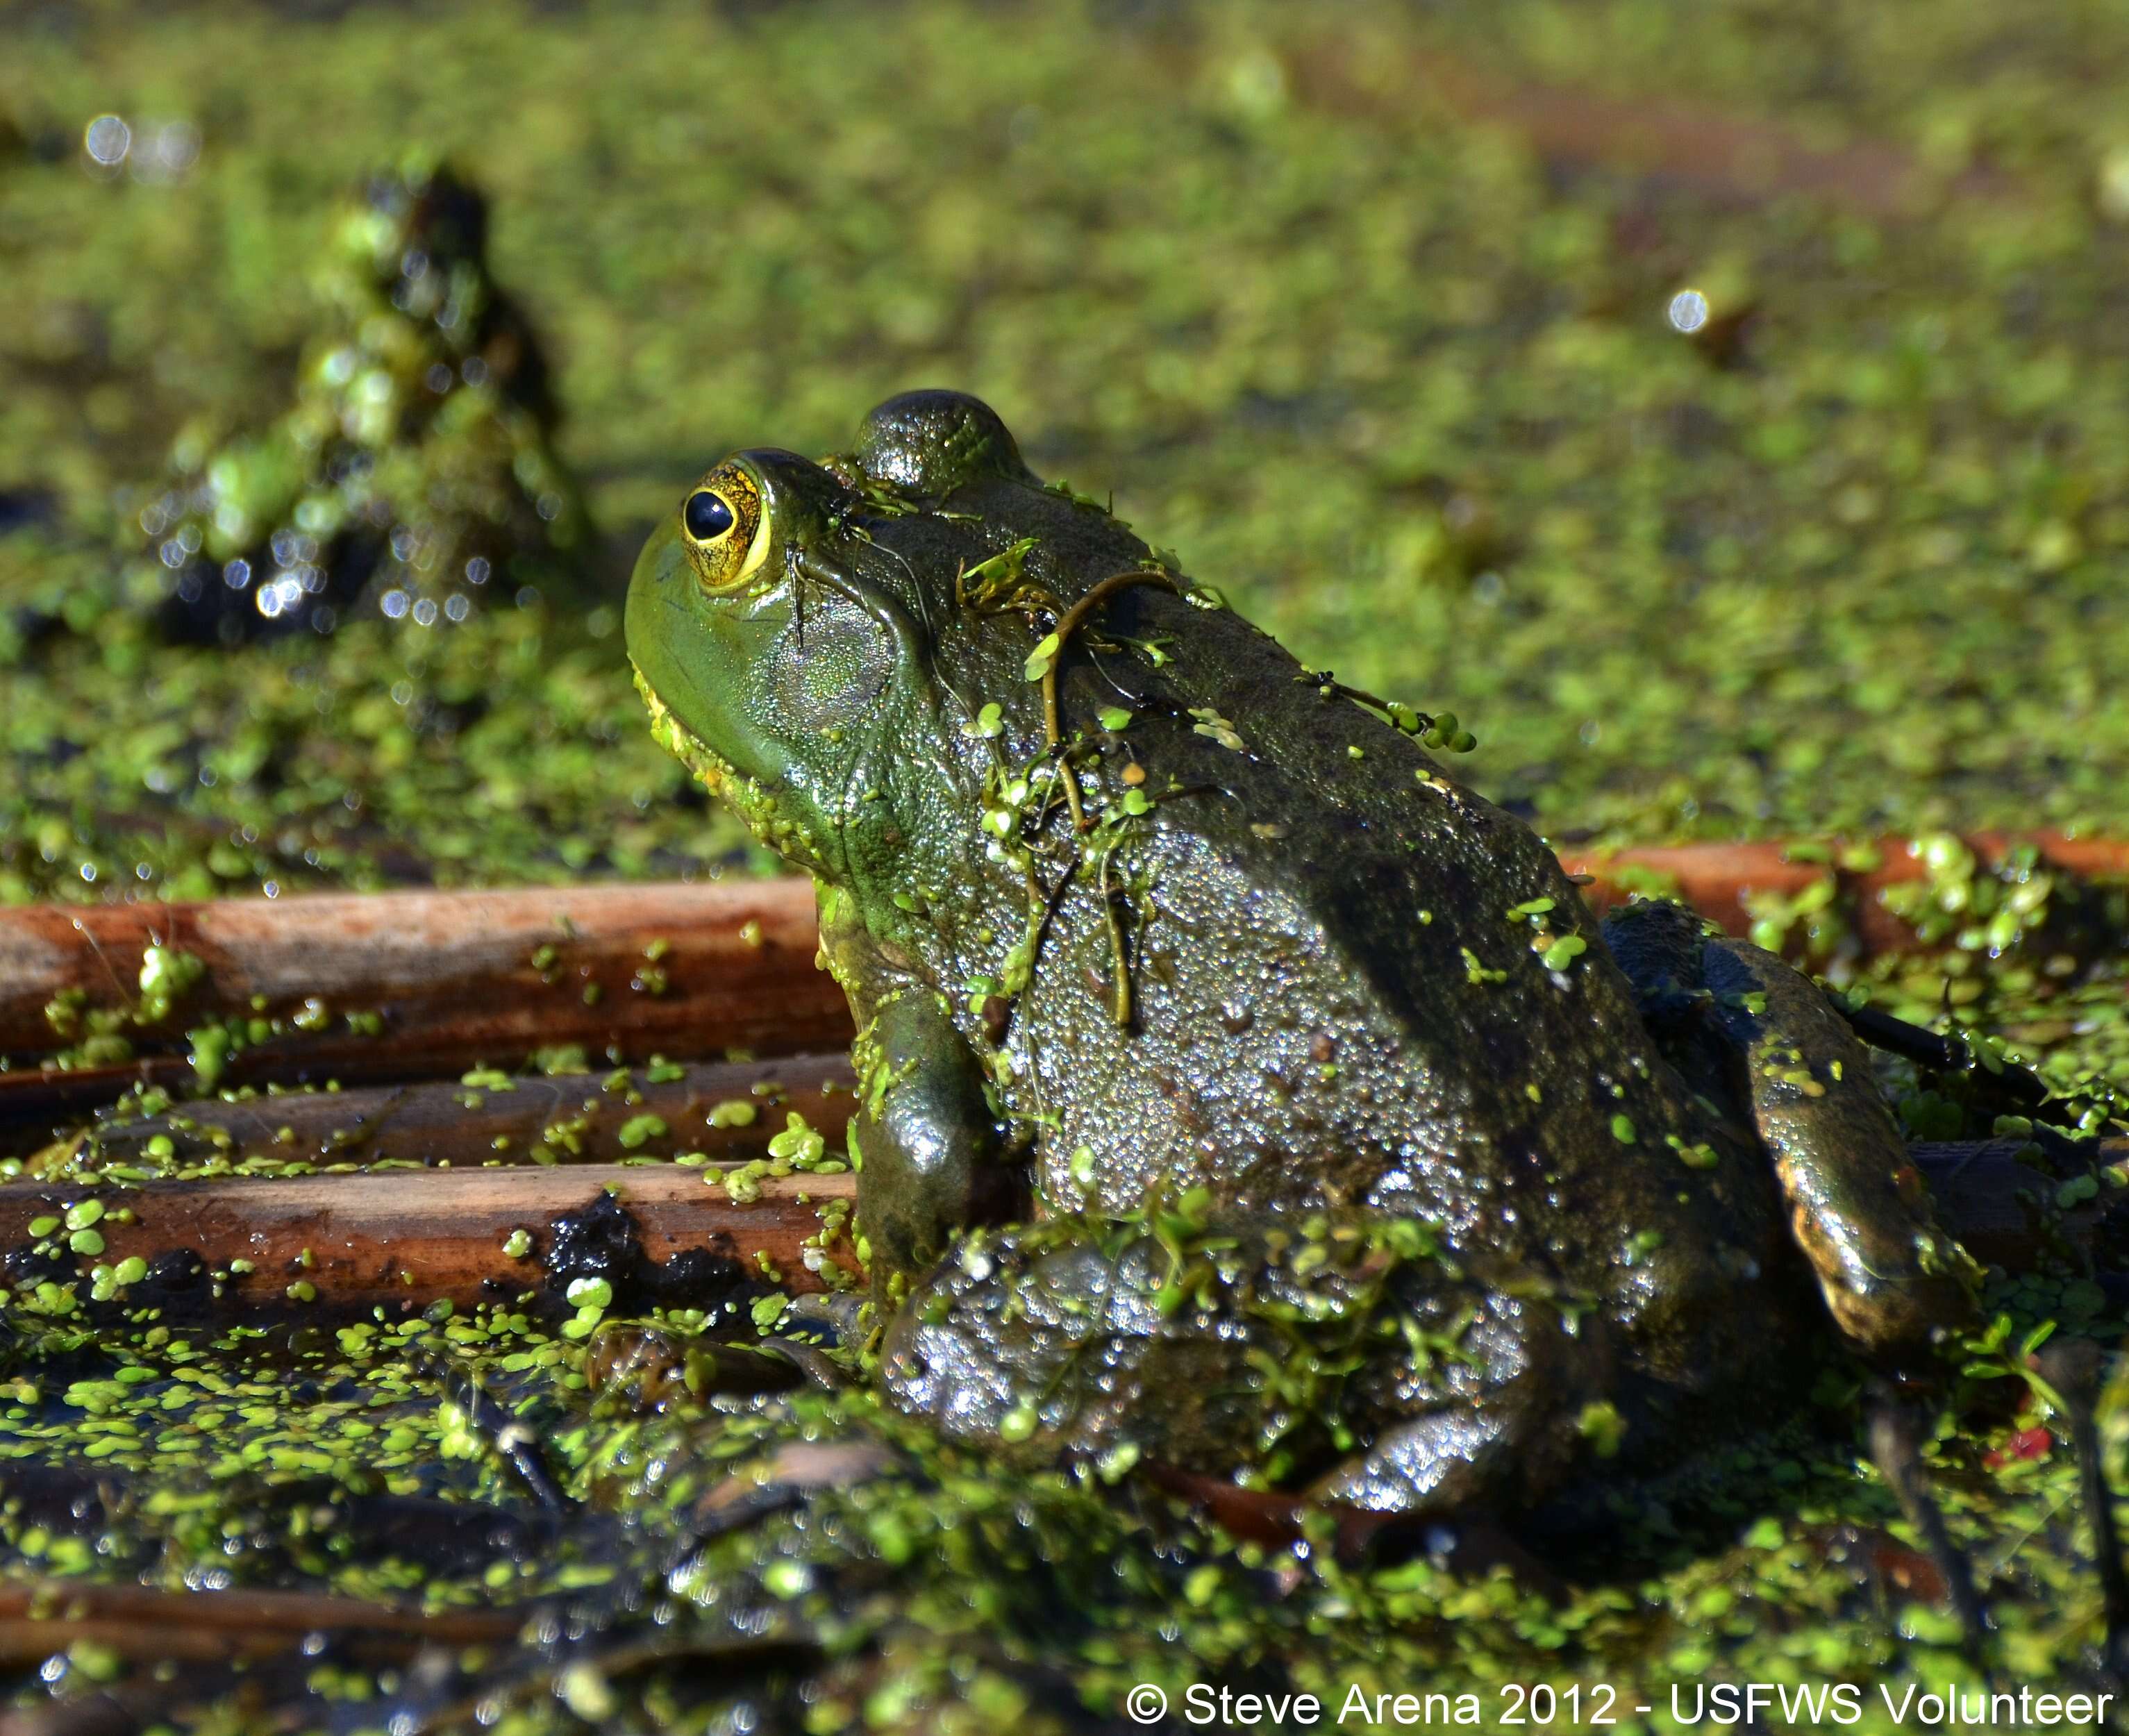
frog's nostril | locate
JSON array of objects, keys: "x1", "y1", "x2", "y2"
[{"x1": 685, "y1": 490, "x2": 735, "y2": 541}]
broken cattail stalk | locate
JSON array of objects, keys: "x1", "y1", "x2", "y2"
[
  {"x1": 0, "y1": 879, "x2": 846, "y2": 1117},
  {"x1": 39, "y1": 1054, "x2": 855, "y2": 1173},
  {"x1": 1906, "y1": 1139, "x2": 2123, "y2": 1271},
  {"x1": 1867, "y1": 1402, "x2": 1992, "y2": 1667},
  {"x1": 0, "y1": 1164, "x2": 860, "y2": 1310},
  {"x1": 0, "y1": 1578, "x2": 524, "y2": 1647},
  {"x1": 1, "y1": 832, "x2": 2119, "y2": 1117},
  {"x1": 1558, "y1": 832, "x2": 2129, "y2": 955},
  {"x1": 0, "y1": 1142, "x2": 2107, "y2": 1314}
]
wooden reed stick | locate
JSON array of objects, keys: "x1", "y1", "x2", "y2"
[
  {"x1": 0, "y1": 878, "x2": 849, "y2": 1116},
  {"x1": 0, "y1": 1142, "x2": 2103, "y2": 1312},
  {"x1": 56, "y1": 1053, "x2": 854, "y2": 1173},
  {"x1": 0, "y1": 1163, "x2": 859, "y2": 1309}
]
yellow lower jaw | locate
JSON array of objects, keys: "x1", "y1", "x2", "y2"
[
  {"x1": 631, "y1": 663, "x2": 828, "y2": 874},
  {"x1": 633, "y1": 665, "x2": 730, "y2": 796}
]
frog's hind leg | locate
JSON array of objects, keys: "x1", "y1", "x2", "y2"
[
  {"x1": 1601, "y1": 901, "x2": 1978, "y2": 1356},
  {"x1": 1302, "y1": 1262, "x2": 1615, "y2": 1517},
  {"x1": 881, "y1": 1212, "x2": 1614, "y2": 1519}
]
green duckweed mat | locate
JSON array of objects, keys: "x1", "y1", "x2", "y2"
[{"x1": 6, "y1": 1, "x2": 2129, "y2": 1730}]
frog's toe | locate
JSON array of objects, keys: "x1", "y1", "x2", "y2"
[
  {"x1": 852, "y1": 390, "x2": 1037, "y2": 495},
  {"x1": 879, "y1": 1248, "x2": 1047, "y2": 1439},
  {"x1": 1698, "y1": 936, "x2": 1981, "y2": 1354},
  {"x1": 1305, "y1": 1286, "x2": 1613, "y2": 1516},
  {"x1": 1602, "y1": 900, "x2": 1980, "y2": 1355},
  {"x1": 1306, "y1": 1408, "x2": 1523, "y2": 1514}
]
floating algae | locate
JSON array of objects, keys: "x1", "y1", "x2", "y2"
[{"x1": 8, "y1": 0, "x2": 2129, "y2": 1724}]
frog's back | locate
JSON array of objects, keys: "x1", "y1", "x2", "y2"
[
  {"x1": 847, "y1": 410, "x2": 1792, "y2": 1335},
  {"x1": 996, "y1": 584, "x2": 1747, "y2": 1247}
]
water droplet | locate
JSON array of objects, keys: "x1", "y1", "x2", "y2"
[
  {"x1": 83, "y1": 115, "x2": 131, "y2": 167},
  {"x1": 1667, "y1": 289, "x2": 1710, "y2": 334},
  {"x1": 256, "y1": 574, "x2": 306, "y2": 618}
]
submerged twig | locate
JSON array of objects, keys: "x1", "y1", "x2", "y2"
[
  {"x1": 1869, "y1": 1399, "x2": 1993, "y2": 1669},
  {"x1": 420, "y1": 1349, "x2": 572, "y2": 1513},
  {"x1": 0, "y1": 1578, "x2": 524, "y2": 1650},
  {"x1": 2035, "y1": 1340, "x2": 2129, "y2": 1680}
]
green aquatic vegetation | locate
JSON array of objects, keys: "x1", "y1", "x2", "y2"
[
  {"x1": 0, "y1": 1270, "x2": 2120, "y2": 1729},
  {"x1": 122, "y1": 156, "x2": 587, "y2": 643},
  {"x1": 8, "y1": 1, "x2": 2129, "y2": 896},
  {"x1": 1879, "y1": 835, "x2": 2068, "y2": 960},
  {"x1": 9, "y1": 0, "x2": 2129, "y2": 1723}
]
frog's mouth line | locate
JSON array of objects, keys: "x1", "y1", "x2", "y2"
[
  {"x1": 631, "y1": 664, "x2": 731, "y2": 797},
  {"x1": 633, "y1": 661, "x2": 830, "y2": 874}
]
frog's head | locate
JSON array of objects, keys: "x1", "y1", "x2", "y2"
[
  {"x1": 629, "y1": 392, "x2": 1145, "y2": 883},
  {"x1": 627, "y1": 446, "x2": 864, "y2": 876}
]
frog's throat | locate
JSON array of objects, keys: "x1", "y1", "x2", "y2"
[{"x1": 631, "y1": 665, "x2": 830, "y2": 875}]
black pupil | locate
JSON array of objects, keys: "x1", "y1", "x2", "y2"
[{"x1": 685, "y1": 490, "x2": 735, "y2": 540}]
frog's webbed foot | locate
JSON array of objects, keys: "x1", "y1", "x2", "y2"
[
  {"x1": 880, "y1": 1212, "x2": 1612, "y2": 1518},
  {"x1": 1601, "y1": 900, "x2": 1979, "y2": 1355}
]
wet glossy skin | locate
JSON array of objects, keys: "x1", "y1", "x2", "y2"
[{"x1": 627, "y1": 392, "x2": 1976, "y2": 1514}]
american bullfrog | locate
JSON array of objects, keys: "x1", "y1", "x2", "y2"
[{"x1": 626, "y1": 390, "x2": 1976, "y2": 1514}]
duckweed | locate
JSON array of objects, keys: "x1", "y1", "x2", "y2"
[{"x1": 6, "y1": 0, "x2": 2129, "y2": 1726}]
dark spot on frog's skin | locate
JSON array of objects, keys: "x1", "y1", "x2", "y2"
[
  {"x1": 1219, "y1": 1003, "x2": 1254, "y2": 1035},
  {"x1": 980, "y1": 994, "x2": 1011, "y2": 1046},
  {"x1": 1310, "y1": 1033, "x2": 1337, "y2": 1064},
  {"x1": 1169, "y1": 1093, "x2": 1208, "y2": 1140}
]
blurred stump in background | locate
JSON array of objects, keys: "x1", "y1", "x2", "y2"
[{"x1": 133, "y1": 155, "x2": 590, "y2": 644}]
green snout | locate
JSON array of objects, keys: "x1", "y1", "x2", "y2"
[{"x1": 623, "y1": 512, "x2": 693, "y2": 724}]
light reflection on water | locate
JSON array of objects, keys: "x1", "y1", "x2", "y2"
[{"x1": 1667, "y1": 287, "x2": 1710, "y2": 333}]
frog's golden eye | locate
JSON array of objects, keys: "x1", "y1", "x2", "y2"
[
  {"x1": 684, "y1": 490, "x2": 735, "y2": 542},
  {"x1": 679, "y1": 465, "x2": 767, "y2": 593}
]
